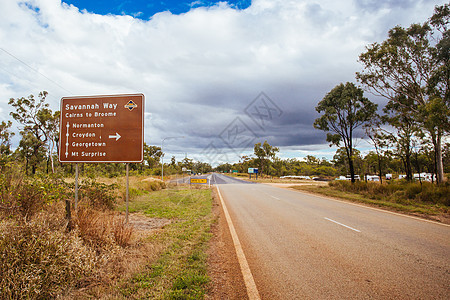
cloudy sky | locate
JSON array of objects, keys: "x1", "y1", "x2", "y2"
[{"x1": 0, "y1": 0, "x2": 445, "y2": 165}]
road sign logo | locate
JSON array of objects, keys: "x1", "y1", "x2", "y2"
[{"x1": 124, "y1": 100, "x2": 138, "y2": 111}]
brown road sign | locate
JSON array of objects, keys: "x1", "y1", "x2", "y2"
[{"x1": 59, "y1": 94, "x2": 144, "y2": 163}]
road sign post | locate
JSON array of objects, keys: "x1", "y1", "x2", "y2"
[
  {"x1": 248, "y1": 167, "x2": 258, "y2": 179},
  {"x1": 59, "y1": 94, "x2": 144, "y2": 222}
]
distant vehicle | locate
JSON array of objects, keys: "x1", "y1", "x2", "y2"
[
  {"x1": 365, "y1": 175, "x2": 380, "y2": 181},
  {"x1": 335, "y1": 176, "x2": 347, "y2": 180},
  {"x1": 313, "y1": 177, "x2": 330, "y2": 181},
  {"x1": 414, "y1": 173, "x2": 436, "y2": 182},
  {"x1": 280, "y1": 175, "x2": 311, "y2": 180},
  {"x1": 346, "y1": 175, "x2": 360, "y2": 180},
  {"x1": 385, "y1": 174, "x2": 393, "y2": 180},
  {"x1": 399, "y1": 174, "x2": 406, "y2": 179}
]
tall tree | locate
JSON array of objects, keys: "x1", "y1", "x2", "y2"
[
  {"x1": 143, "y1": 143, "x2": 162, "y2": 169},
  {"x1": 381, "y1": 96, "x2": 419, "y2": 181},
  {"x1": 357, "y1": 4, "x2": 449, "y2": 183},
  {"x1": 364, "y1": 116, "x2": 388, "y2": 183},
  {"x1": 253, "y1": 140, "x2": 279, "y2": 175},
  {"x1": 0, "y1": 120, "x2": 15, "y2": 168},
  {"x1": 8, "y1": 91, "x2": 58, "y2": 174},
  {"x1": 314, "y1": 82, "x2": 377, "y2": 182}
]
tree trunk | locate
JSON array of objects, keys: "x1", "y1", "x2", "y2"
[
  {"x1": 435, "y1": 133, "x2": 444, "y2": 184},
  {"x1": 377, "y1": 156, "x2": 383, "y2": 184},
  {"x1": 405, "y1": 152, "x2": 412, "y2": 181},
  {"x1": 349, "y1": 158, "x2": 355, "y2": 183},
  {"x1": 347, "y1": 146, "x2": 355, "y2": 183},
  {"x1": 50, "y1": 141, "x2": 55, "y2": 173}
]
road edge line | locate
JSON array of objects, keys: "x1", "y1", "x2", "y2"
[{"x1": 216, "y1": 185, "x2": 261, "y2": 300}]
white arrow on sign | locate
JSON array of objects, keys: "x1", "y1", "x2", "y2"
[{"x1": 109, "y1": 132, "x2": 121, "y2": 141}]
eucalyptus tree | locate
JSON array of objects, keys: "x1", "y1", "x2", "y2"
[
  {"x1": 0, "y1": 120, "x2": 14, "y2": 167},
  {"x1": 143, "y1": 143, "x2": 162, "y2": 169},
  {"x1": 253, "y1": 140, "x2": 279, "y2": 175},
  {"x1": 364, "y1": 116, "x2": 389, "y2": 183},
  {"x1": 8, "y1": 91, "x2": 59, "y2": 174},
  {"x1": 357, "y1": 4, "x2": 449, "y2": 183},
  {"x1": 314, "y1": 82, "x2": 377, "y2": 182}
]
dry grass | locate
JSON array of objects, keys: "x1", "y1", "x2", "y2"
[
  {"x1": 74, "y1": 207, "x2": 113, "y2": 249},
  {"x1": 0, "y1": 216, "x2": 96, "y2": 299},
  {"x1": 113, "y1": 217, "x2": 134, "y2": 247}
]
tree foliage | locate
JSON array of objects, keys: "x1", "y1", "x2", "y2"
[
  {"x1": 314, "y1": 82, "x2": 377, "y2": 182},
  {"x1": 8, "y1": 91, "x2": 59, "y2": 174},
  {"x1": 356, "y1": 4, "x2": 449, "y2": 183},
  {"x1": 0, "y1": 121, "x2": 15, "y2": 168},
  {"x1": 143, "y1": 143, "x2": 162, "y2": 169},
  {"x1": 253, "y1": 140, "x2": 279, "y2": 175}
]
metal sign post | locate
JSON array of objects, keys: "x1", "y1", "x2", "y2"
[
  {"x1": 126, "y1": 163, "x2": 129, "y2": 223},
  {"x1": 75, "y1": 163, "x2": 79, "y2": 211}
]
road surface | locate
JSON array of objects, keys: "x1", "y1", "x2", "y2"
[{"x1": 212, "y1": 173, "x2": 450, "y2": 299}]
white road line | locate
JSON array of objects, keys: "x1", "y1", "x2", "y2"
[
  {"x1": 286, "y1": 187, "x2": 450, "y2": 227},
  {"x1": 324, "y1": 217, "x2": 361, "y2": 232},
  {"x1": 216, "y1": 185, "x2": 261, "y2": 300},
  {"x1": 271, "y1": 195, "x2": 280, "y2": 200}
]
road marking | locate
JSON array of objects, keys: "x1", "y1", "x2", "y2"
[
  {"x1": 324, "y1": 217, "x2": 361, "y2": 232},
  {"x1": 284, "y1": 187, "x2": 450, "y2": 227},
  {"x1": 271, "y1": 195, "x2": 280, "y2": 200},
  {"x1": 216, "y1": 185, "x2": 261, "y2": 300}
]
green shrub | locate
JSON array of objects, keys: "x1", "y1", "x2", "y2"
[
  {"x1": 79, "y1": 178, "x2": 118, "y2": 210},
  {"x1": 0, "y1": 167, "x2": 70, "y2": 221}
]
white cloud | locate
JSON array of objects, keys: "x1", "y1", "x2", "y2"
[{"x1": 0, "y1": 0, "x2": 445, "y2": 163}]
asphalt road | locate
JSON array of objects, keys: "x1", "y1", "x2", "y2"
[{"x1": 213, "y1": 173, "x2": 450, "y2": 299}]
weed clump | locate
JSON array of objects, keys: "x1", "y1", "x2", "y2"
[{"x1": 74, "y1": 207, "x2": 133, "y2": 250}]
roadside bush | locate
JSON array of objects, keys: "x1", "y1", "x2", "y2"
[
  {"x1": 139, "y1": 180, "x2": 166, "y2": 192},
  {"x1": 0, "y1": 166, "x2": 70, "y2": 221},
  {"x1": 328, "y1": 180, "x2": 449, "y2": 206},
  {"x1": 412, "y1": 182, "x2": 450, "y2": 206},
  {"x1": 0, "y1": 219, "x2": 95, "y2": 299},
  {"x1": 79, "y1": 178, "x2": 118, "y2": 210}
]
